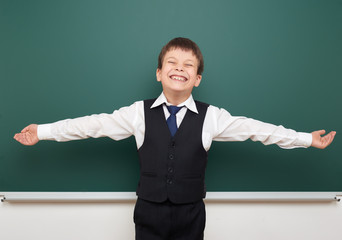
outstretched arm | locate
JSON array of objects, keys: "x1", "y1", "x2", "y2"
[
  {"x1": 13, "y1": 101, "x2": 144, "y2": 146},
  {"x1": 311, "y1": 130, "x2": 336, "y2": 149},
  {"x1": 14, "y1": 124, "x2": 39, "y2": 146}
]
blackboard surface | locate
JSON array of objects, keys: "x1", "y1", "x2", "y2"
[{"x1": 1, "y1": 0, "x2": 341, "y2": 192}]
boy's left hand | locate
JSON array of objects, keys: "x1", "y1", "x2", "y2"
[{"x1": 311, "y1": 130, "x2": 336, "y2": 149}]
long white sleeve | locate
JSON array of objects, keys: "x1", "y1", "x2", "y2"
[
  {"x1": 38, "y1": 101, "x2": 145, "y2": 146},
  {"x1": 202, "y1": 105, "x2": 312, "y2": 151}
]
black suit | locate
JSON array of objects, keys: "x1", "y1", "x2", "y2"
[{"x1": 134, "y1": 99, "x2": 209, "y2": 239}]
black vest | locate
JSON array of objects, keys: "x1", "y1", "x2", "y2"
[{"x1": 136, "y1": 99, "x2": 209, "y2": 204}]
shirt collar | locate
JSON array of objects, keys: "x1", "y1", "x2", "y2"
[{"x1": 151, "y1": 92, "x2": 198, "y2": 114}]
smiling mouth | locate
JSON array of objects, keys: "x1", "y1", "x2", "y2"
[{"x1": 170, "y1": 75, "x2": 188, "y2": 82}]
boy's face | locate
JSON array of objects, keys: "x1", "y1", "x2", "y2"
[{"x1": 156, "y1": 48, "x2": 202, "y2": 99}]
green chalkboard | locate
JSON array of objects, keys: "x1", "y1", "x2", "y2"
[{"x1": 1, "y1": 0, "x2": 341, "y2": 192}]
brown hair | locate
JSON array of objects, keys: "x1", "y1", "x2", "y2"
[{"x1": 158, "y1": 37, "x2": 204, "y2": 75}]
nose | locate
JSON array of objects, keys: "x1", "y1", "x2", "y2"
[{"x1": 175, "y1": 64, "x2": 184, "y2": 72}]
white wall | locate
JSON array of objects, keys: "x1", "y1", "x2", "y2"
[{"x1": 1, "y1": 200, "x2": 341, "y2": 240}]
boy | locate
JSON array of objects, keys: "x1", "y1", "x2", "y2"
[{"x1": 14, "y1": 37, "x2": 336, "y2": 240}]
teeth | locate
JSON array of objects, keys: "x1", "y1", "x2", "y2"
[{"x1": 171, "y1": 76, "x2": 186, "y2": 81}]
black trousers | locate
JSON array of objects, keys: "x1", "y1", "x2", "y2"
[{"x1": 134, "y1": 198, "x2": 206, "y2": 240}]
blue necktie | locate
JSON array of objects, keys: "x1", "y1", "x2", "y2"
[{"x1": 166, "y1": 105, "x2": 182, "y2": 137}]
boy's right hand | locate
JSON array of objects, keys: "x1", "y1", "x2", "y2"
[{"x1": 14, "y1": 124, "x2": 39, "y2": 146}]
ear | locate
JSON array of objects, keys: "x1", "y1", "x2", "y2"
[
  {"x1": 156, "y1": 68, "x2": 161, "y2": 82},
  {"x1": 194, "y1": 74, "x2": 202, "y2": 87}
]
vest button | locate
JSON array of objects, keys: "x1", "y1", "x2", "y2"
[
  {"x1": 168, "y1": 167, "x2": 174, "y2": 173},
  {"x1": 169, "y1": 154, "x2": 174, "y2": 160},
  {"x1": 167, "y1": 179, "x2": 173, "y2": 184},
  {"x1": 171, "y1": 141, "x2": 176, "y2": 147}
]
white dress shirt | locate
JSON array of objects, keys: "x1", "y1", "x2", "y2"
[{"x1": 38, "y1": 93, "x2": 312, "y2": 151}]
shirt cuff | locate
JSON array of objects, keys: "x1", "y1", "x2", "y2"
[
  {"x1": 37, "y1": 124, "x2": 53, "y2": 140},
  {"x1": 297, "y1": 132, "x2": 312, "y2": 148}
]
